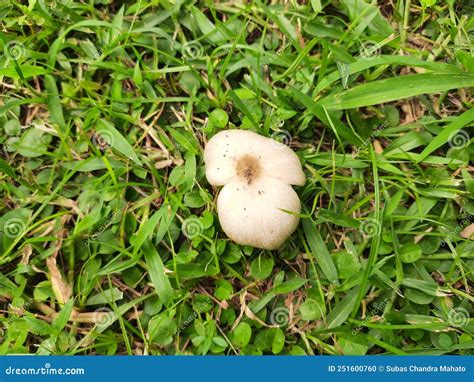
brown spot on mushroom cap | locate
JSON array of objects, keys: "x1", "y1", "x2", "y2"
[
  {"x1": 236, "y1": 154, "x2": 261, "y2": 185},
  {"x1": 204, "y1": 129, "x2": 305, "y2": 187}
]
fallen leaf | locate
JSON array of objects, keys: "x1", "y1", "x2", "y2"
[
  {"x1": 47, "y1": 256, "x2": 72, "y2": 304},
  {"x1": 460, "y1": 223, "x2": 474, "y2": 239}
]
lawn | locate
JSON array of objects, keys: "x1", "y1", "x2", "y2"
[{"x1": 0, "y1": 0, "x2": 473, "y2": 355}]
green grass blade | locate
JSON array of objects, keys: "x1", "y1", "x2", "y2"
[
  {"x1": 130, "y1": 208, "x2": 163, "y2": 252},
  {"x1": 0, "y1": 66, "x2": 49, "y2": 79},
  {"x1": 143, "y1": 240, "x2": 173, "y2": 304},
  {"x1": 96, "y1": 119, "x2": 142, "y2": 165},
  {"x1": 417, "y1": 108, "x2": 474, "y2": 162},
  {"x1": 276, "y1": 38, "x2": 318, "y2": 80},
  {"x1": 351, "y1": 147, "x2": 382, "y2": 318},
  {"x1": 303, "y1": 218, "x2": 339, "y2": 285},
  {"x1": 314, "y1": 55, "x2": 462, "y2": 94},
  {"x1": 318, "y1": 73, "x2": 474, "y2": 110},
  {"x1": 326, "y1": 286, "x2": 359, "y2": 328},
  {"x1": 44, "y1": 74, "x2": 66, "y2": 130}
]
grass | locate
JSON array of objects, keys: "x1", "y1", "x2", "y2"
[{"x1": 0, "y1": 0, "x2": 473, "y2": 355}]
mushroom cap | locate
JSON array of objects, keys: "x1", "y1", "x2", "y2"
[
  {"x1": 204, "y1": 129, "x2": 305, "y2": 250},
  {"x1": 204, "y1": 129, "x2": 305, "y2": 187},
  {"x1": 217, "y1": 176, "x2": 301, "y2": 250}
]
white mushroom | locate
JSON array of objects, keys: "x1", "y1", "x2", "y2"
[{"x1": 204, "y1": 129, "x2": 305, "y2": 250}]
